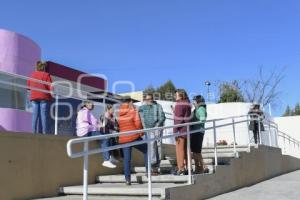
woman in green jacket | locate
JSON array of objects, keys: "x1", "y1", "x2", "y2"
[{"x1": 191, "y1": 95, "x2": 208, "y2": 174}]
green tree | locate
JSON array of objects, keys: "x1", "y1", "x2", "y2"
[
  {"x1": 157, "y1": 80, "x2": 177, "y2": 101},
  {"x1": 283, "y1": 105, "x2": 292, "y2": 116},
  {"x1": 282, "y1": 103, "x2": 300, "y2": 116},
  {"x1": 143, "y1": 80, "x2": 177, "y2": 101},
  {"x1": 294, "y1": 103, "x2": 300, "y2": 115},
  {"x1": 218, "y1": 81, "x2": 245, "y2": 103}
]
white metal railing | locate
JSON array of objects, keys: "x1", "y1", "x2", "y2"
[
  {"x1": 65, "y1": 113, "x2": 297, "y2": 200},
  {"x1": 0, "y1": 70, "x2": 121, "y2": 135}
]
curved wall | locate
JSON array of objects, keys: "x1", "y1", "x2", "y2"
[
  {"x1": 0, "y1": 29, "x2": 41, "y2": 133},
  {"x1": 0, "y1": 29, "x2": 41, "y2": 76}
]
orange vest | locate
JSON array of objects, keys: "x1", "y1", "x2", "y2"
[{"x1": 118, "y1": 103, "x2": 143, "y2": 144}]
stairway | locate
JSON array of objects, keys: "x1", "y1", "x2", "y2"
[{"x1": 37, "y1": 145, "x2": 250, "y2": 200}]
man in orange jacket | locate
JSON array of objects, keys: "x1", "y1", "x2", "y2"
[{"x1": 118, "y1": 96, "x2": 148, "y2": 185}]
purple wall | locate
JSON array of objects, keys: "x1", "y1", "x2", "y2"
[
  {"x1": 0, "y1": 29, "x2": 41, "y2": 133},
  {"x1": 0, "y1": 29, "x2": 41, "y2": 76},
  {"x1": 0, "y1": 108, "x2": 32, "y2": 133}
]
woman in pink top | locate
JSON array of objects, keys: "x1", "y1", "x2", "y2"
[{"x1": 76, "y1": 101, "x2": 116, "y2": 169}]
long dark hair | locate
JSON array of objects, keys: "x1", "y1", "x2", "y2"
[{"x1": 176, "y1": 89, "x2": 190, "y2": 102}]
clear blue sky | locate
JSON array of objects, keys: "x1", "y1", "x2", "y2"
[{"x1": 1, "y1": 0, "x2": 300, "y2": 116}]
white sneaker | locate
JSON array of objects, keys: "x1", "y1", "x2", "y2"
[
  {"x1": 102, "y1": 161, "x2": 117, "y2": 169},
  {"x1": 110, "y1": 156, "x2": 119, "y2": 164}
]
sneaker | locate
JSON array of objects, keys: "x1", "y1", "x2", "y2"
[
  {"x1": 125, "y1": 180, "x2": 132, "y2": 186},
  {"x1": 102, "y1": 161, "x2": 117, "y2": 169},
  {"x1": 110, "y1": 156, "x2": 119, "y2": 164},
  {"x1": 175, "y1": 169, "x2": 187, "y2": 176}
]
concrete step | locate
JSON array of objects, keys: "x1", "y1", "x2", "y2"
[
  {"x1": 161, "y1": 158, "x2": 214, "y2": 165},
  {"x1": 60, "y1": 183, "x2": 185, "y2": 198},
  {"x1": 165, "y1": 152, "x2": 238, "y2": 163},
  {"x1": 97, "y1": 174, "x2": 189, "y2": 184},
  {"x1": 131, "y1": 158, "x2": 214, "y2": 173},
  {"x1": 131, "y1": 164, "x2": 215, "y2": 174},
  {"x1": 35, "y1": 195, "x2": 161, "y2": 200},
  {"x1": 201, "y1": 146, "x2": 250, "y2": 153}
]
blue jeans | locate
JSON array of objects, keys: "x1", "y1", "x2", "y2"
[
  {"x1": 88, "y1": 131, "x2": 110, "y2": 161},
  {"x1": 32, "y1": 100, "x2": 49, "y2": 134},
  {"x1": 122, "y1": 138, "x2": 148, "y2": 181}
]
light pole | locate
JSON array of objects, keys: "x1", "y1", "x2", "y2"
[{"x1": 205, "y1": 81, "x2": 211, "y2": 102}]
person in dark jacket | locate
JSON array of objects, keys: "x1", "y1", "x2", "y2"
[
  {"x1": 248, "y1": 104, "x2": 264, "y2": 144},
  {"x1": 27, "y1": 61, "x2": 52, "y2": 134},
  {"x1": 190, "y1": 95, "x2": 208, "y2": 174},
  {"x1": 173, "y1": 89, "x2": 192, "y2": 175},
  {"x1": 139, "y1": 93, "x2": 166, "y2": 173},
  {"x1": 100, "y1": 104, "x2": 120, "y2": 164}
]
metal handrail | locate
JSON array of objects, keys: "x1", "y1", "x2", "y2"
[
  {"x1": 0, "y1": 70, "x2": 122, "y2": 135},
  {"x1": 66, "y1": 112, "x2": 300, "y2": 200},
  {"x1": 0, "y1": 70, "x2": 121, "y2": 103},
  {"x1": 66, "y1": 114, "x2": 255, "y2": 200},
  {"x1": 67, "y1": 117, "x2": 249, "y2": 158}
]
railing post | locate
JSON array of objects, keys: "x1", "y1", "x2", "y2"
[
  {"x1": 246, "y1": 116, "x2": 251, "y2": 149},
  {"x1": 268, "y1": 121, "x2": 272, "y2": 146},
  {"x1": 283, "y1": 132, "x2": 286, "y2": 153},
  {"x1": 258, "y1": 117, "x2": 262, "y2": 145},
  {"x1": 275, "y1": 125, "x2": 279, "y2": 147},
  {"x1": 147, "y1": 131, "x2": 152, "y2": 200},
  {"x1": 186, "y1": 125, "x2": 192, "y2": 184},
  {"x1": 54, "y1": 94, "x2": 59, "y2": 136},
  {"x1": 213, "y1": 120, "x2": 218, "y2": 168},
  {"x1": 232, "y1": 118, "x2": 237, "y2": 157},
  {"x1": 83, "y1": 141, "x2": 89, "y2": 200}
]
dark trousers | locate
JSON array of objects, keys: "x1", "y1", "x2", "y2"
[
  {"x1": 253, "y1": 129, "x2": 260, "y2": 144},
  {"x1": 122, "y1": 138, "x2": 148, "y2": 181}
]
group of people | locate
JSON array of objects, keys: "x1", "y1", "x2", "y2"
[
  {"x1": 173, "y1": 89, "x2": 208, "y2": 175},
  {"x1": 27, "y1": 61, "x2": 209, "y2": 186},
  {"x1": 76, "y1": 90, "x2": 208, "y2": 185},
  {"x1": 76, "y1": 94, "x2": 167, "y2": 185}
]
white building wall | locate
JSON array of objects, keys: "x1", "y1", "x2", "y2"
[
  {"x1": 274, "y1": 116, "x2": 300, "y2": 158},
  {"x1": 155, "y1": 102, "x2": 278, "y2": 147}
]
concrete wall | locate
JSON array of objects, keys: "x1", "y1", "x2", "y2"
[
  {"x1": 274, "y1": 116, "x2": 300, "y2": 141},
  {"x1": 274, "y1": 116, "x2": 300, "y2": 158},
  {"x1": 0, "y1": 132, "x2": 145, "y2": 200},
  {"x1": 166, "y1": 145, "x2": 300, "y2": 200},
  {"x1": 156, "y1": 101, "x2": 277, "y2": 147}
]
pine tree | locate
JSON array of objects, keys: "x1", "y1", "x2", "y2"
[
  {"x1": 143, "y1": 80, "x2": 177, "y2": 101},
  {"x1": 283, "y1": 105, "x2": 292, "y2": 116},
  {"x1": 294, "y1": 103, "x2": 300, "y2": 116}
]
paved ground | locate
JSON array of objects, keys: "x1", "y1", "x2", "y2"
[{"x1": 210, "y1": 170, "x2": 300, "y2": 200}]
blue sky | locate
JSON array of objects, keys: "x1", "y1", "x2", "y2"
[{"x1": 1, "y1": 0, "x2": 300, "y2": 116}]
